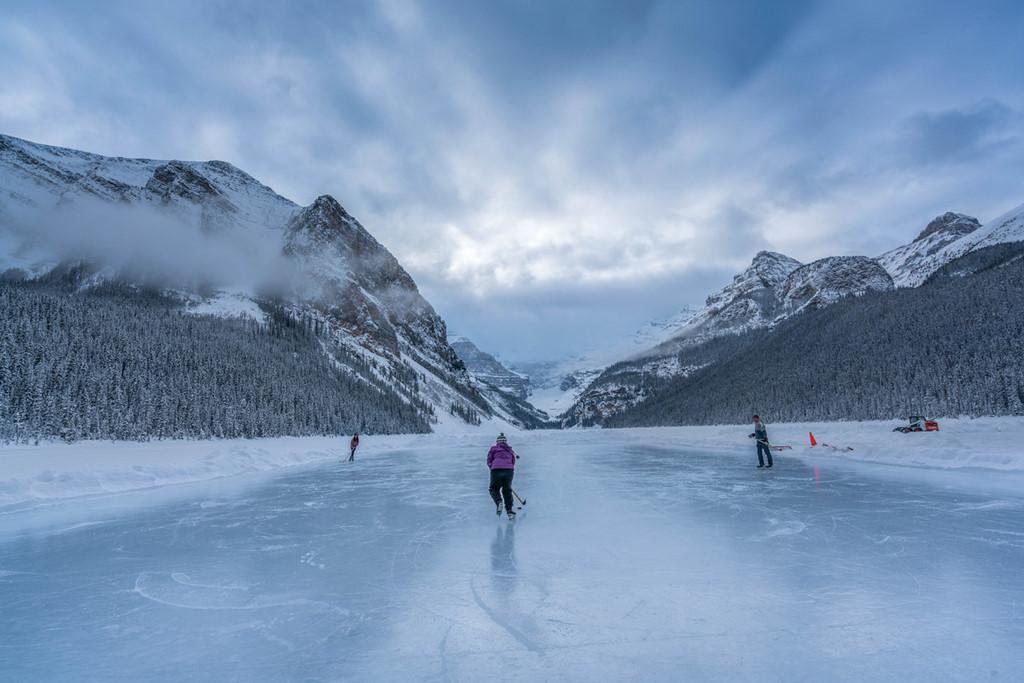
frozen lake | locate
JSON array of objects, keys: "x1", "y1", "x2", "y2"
[{"x1": 2, "y1": 431, "x2": 1023, "y2": 681}]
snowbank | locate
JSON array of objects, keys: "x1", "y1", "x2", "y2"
[{"x1": 0, "y1": 437, "x2": 361, "y2": 509}]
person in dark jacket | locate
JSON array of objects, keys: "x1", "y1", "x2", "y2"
[
  {"x1": 749, "y1": 415, "x2": 773, "y2": 468},
  {"x1": 487, "y1": 433, "x2": 518, "y2": 517},
  {"x1": 348, "y1": 434, "x2": 359, "y2": 462}
]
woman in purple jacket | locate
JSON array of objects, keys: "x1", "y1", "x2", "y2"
[{"x1": 487, "y1": 433, "x2": 518, "y2": 518}]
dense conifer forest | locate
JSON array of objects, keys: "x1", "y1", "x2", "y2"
[{"x1": 0, "y1": 281, "x2": 430, "y2": 442}]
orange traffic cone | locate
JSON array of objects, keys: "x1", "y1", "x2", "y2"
[{"x1": 809, "y1": 431, "x2": 817, "y2": 446}]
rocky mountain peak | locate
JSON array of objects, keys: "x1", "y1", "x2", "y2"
[
  {"x1": 752, "y1": 249, "x2": 794, "y2": 265},
  {"x1": 878, "y1": 211, "x2": 982, "y2": 287},
  {"x1": 309, "y1": 194, "x2": 353, "y2": 220},
  {"x1": 146, "y1": 161, "x2": 232, "y2": 206},
  {"x1": 747, "y1": 251, "x2": 803, "y2": 286},
  {"x1": 914, "y1": 212, "x2": 980, "y2": 242},
  {"x1": 781, "y1": 255, "x2": 893, "y2": 315},
  {"x1": 287, "y1": 195, "x2": 381, "y2": 255},
  {"x1": 637, "y1": 250, "x2": 803, "y2": 351}
]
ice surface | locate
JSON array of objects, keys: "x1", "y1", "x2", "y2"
[{"x1": 2, "y1": 429, "x2": 1023, "y2": 681}]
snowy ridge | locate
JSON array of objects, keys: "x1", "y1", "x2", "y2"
[
  {"x1": 877, "y1": 212, "x2": 981, "y2": 287},
  {"x1": 779, "y1": 255, "x2": 893, "y2": 315},
  {"x1": 449, "y1": 336, "x2": 530, "y2": 399},
  {"x1": 656, "y1": 251, "x2": 803, "y2": 349},
  {"x1": 0, "y1": 134, "x2": 297, "y2": 237},
  {"x1": 941, "y1": 201, "x2": 1024, "y2": 260},
  {"x1": 522, "y1": 252, "x2": 800, "y2": 421},
  {"x1": 876, "y1": 205, "x2": 1024, "y2": 287},
  {"x1": 560, "y1": 357, "x2": 705, "y2": 427}
]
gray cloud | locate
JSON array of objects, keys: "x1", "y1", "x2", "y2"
[
  {"x1": 2, "y1": 0, "x2": 1024, "y2": 359},
  {"x1": 8, "y1": 201, "x2": 300, "y2": 295},
  {"x1": 900, "y1": 100, "x2": 1021, "y2": 167}
]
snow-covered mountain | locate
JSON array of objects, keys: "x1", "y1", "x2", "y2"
[
  {"x1": 780, "y1": 256, "x2": 893, "y2": 315},
  {"x1": 875, "y1": 206, "x2": 1024, "y2": 287},
  {"x1": 561, "y1": 252, "x2": 797, "y2": 425},
  {"x1": 877, "y1": 212, "x2": 982, "y2": 287},
  {"x1": 510, "y1": 356, "x2": 606, "y2": 417},
  {"x1": 565, "y1": 200, "x2": 1024, "y2": 427},
  {"x1": 449, "y1": 336, "x2": 530, "y2": 399},
  {"x1": 934, "y1": 202, "x2": 1024, "y2": 264},
  {"x1": 0, "y1": 133, "x2": 512, "y2": 432},
  {"x1": 662, "y1": 251, "x2": 803, "y2": 348},
  {"x1": 446, "y1": 337, "x2": 551, "y2": 428},
  {"x1": 564, "y1": 254, "x2": 891, "y2": 426}
]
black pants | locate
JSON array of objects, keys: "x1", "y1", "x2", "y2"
[
  {"x1": 757, "y1": 441, "x2": 773, "y2": 467},
  {"x1": 489, "y1": 468, "x2": 514, "y2": 512},
  {"x1": 348, "y1": 448, "x2": 356, "y2": 461}
]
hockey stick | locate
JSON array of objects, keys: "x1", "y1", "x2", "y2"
[
  {"x1": 757, "y1": 439, "x2": 792, "y2": 451},
  {"x1": 511, "y1": 487, "x2": 526, "y2": 506}
]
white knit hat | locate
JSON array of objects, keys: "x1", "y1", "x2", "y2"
[{"x1": 496, "y1": 433, "x2": 507, "y2": 444}]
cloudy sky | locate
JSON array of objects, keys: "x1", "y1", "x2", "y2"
[{"x1": 2, "y1": 0, "x2": 1023, "y2": 361}]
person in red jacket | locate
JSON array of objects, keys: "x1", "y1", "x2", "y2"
[
  {"x1": 486, "y1": 433, "x2": 518, "y2": 518},
  {"x1": 348, "y1": 433, "x2": 359, "y2": 462}
]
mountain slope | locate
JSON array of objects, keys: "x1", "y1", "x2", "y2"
[
  {"x1": 563, "y1": 251, "x2": 815, "y2": 425},
  {"x1": 875, "y1": 205, "x2": 1024, "y2": 288},
  {"x1": 607, "y1": 241, "x2": 1024, "y2": 426},
  {"x1": 448, "y1": 336, "x2": 551, "y2": 428},
  {"x1": 877, "y1": 212, "x2": 981, "y2": 287},
  {"x1": 0, "y1": 133, "x2": 509, "y2": 436},
  {"x1": 660, "y1": 251, "x2": 802, "y2": 349},
  {"x1": 449, "y1": 337, "x2": 530, "y2": 399},
  {"x1": 779, "y1": 256, "x2": 893, "y2": 315},
  {"x1": 940, "y1": 202, "x2": 1024, "y2": 259}
]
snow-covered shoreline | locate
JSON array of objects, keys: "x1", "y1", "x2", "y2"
[
  {"x1": 1, "y1": 416, "x2": 1021, "y2": 510},
  {"x1": 589, "y1": 416, "x2": 1024, "y2": 472},
  {"x1": 0, "y1": 436, "x2": 374, "y2": 510}
]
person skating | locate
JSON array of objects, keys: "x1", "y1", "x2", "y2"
[
  {"x1": 487, "y1": 433, "x2": 518, "y2": 518},
  {"x1": 348, "y1": 433, "x2": 359, "y2": 462},
  {"x1": 749, "y1": 415, "x2": 773, "y2": 468}
]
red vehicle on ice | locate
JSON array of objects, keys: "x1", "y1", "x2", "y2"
[{"x1": 893, "y1": 415, "x2": 940, "y2": 433}]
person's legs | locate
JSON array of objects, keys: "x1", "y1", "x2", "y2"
[
  {"x1": 756, "y1": 442, "x2": 765, "y2": 467},
  {"x1": 500, "y1": 470, "x2": 515, "y2": 512},
  {"x1": 758, "y1": 442, "x2": 773, "y2": 467},
  {"x1": 765, "y1": 444, "x2": 773, "y2": 467},
  {"x1": 348, "y1": 448, "x2": 355, "y2": 461},
  {"x1": 489, "y1": 469, "x2": 503, "y2": 507}
]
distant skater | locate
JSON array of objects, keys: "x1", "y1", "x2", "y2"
[
  {"x1": 749, "y1": 415, "x2": 773, "y2": 468},
  {"x1": 348, "y1": 433, "x2": 359, "y2": 461},
  {"x1": 487, "y1": 433, "x2": 518, "y2": 518}
]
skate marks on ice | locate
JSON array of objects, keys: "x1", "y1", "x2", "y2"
[{"x1": 133, "y1": 571, "x2": 347, "y2": 616}]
